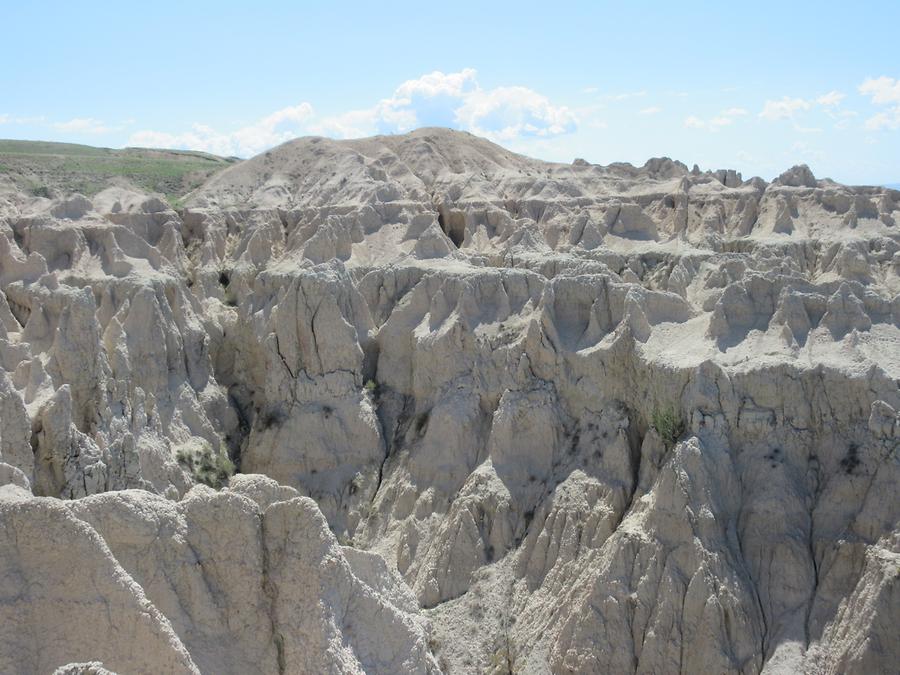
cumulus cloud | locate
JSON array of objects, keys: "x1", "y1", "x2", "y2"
[
  {"x1": 129, "y1": 103, "x2": 315, "y2": 156},
  {"x1": 311, "y1": 69, "x2": 575, "y2": 142},
  {"x1": 858, "y1": 76, "x2": 900, "y2": 131},
  {"x1": 683, "y1": 107, "x2": 748, "y2": 131},
  {"x1": 395, "y1": 68, "x2": 477, "y2": 99},
  {"x1": 308, "y1": 69, "x2": 478, "y2": 138},
  {"x1": 639, "y1": 106, "x2": 662, "y2": 115},
  {"x1": 864, "y1": 108, "x2": 900, "y2": 131},
  {"x1": 816, "y1": 91, "x2": 845, "y2": 107},
  {"x1": 859, "y1": 76, "x2": 900, "y2": 104},
  {"x1": 307, "y1": 101, "x2": 416, "y2": 139},
  {"x1": 759, "y1": 92, "x2": 854, "y2": 131},
  {"x1": 128, "y1": 69, "x2": 575, "y2": 156},
  {"x1": 454, "y1": 85, "x2": 576, "y2": 141},
  {"x1": 759, "y1": 97, "x2": 811, "y2": 120}
]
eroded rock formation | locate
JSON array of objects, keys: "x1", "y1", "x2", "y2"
[{"x1": 0, "y1": 128, "x2": 897, "y2": 673}]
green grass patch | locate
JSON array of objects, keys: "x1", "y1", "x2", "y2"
[
  {"x1": 651, "y1": 405, "x2": 686, "y2": 449},
  {"x1": 175, "y1": 439, "x2": 235, "y2": 489},
  {"x1": 0, "y1": 138, "x2": 237, "y2": 202}
]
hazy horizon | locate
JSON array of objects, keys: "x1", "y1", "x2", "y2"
[{"x1": 1, "y1": 130, "x2": 897, "y2": 189}]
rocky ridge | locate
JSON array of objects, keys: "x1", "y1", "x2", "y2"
[{"x1": 0, "y1": 128, "x2": 897, "y2": 673}]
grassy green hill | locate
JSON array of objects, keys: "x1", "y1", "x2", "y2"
[{"x1": 0, "y1": 139, "x2": 238, "y2": 207}]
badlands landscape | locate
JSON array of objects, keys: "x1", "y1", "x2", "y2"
[{"x1": 0, "y1": 128, "x2": 897, "y2": 674}]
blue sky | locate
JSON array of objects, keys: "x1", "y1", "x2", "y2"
[{"x1": 2, "y1": 1, "x2": 899, "y2": 185}]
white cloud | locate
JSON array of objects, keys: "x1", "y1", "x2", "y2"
[
  {"x1": 305, "y1": 69, "x2": 575, "y2": 143},
  {"x1": 859, "y1": 76, "x2": 900, "y2": 131},
  {"x1": 684, "y1": 107, "x2": 748, "y2": 131},
  {"x1": 126, "y1": 69, "x2": 575, "y2": 156},
  {"x1": 307, "y1": 97, "x2": 420, "y2": 139},
  {"x1": 604, "y1": 90, "x2": 647, "y2": 101},
  {"x1": 864, "y1": 108, "x2": 900, "y2": 131},
  {"x1": 816, "y1": 90, "x2": 845, "y2": 107},
  {"x1": 639, "y1": 106, "x2": 662, "y2": 115},
  {"x1": 859, "y1": 76, "x2": 900, "y2": 104},
  {"x1": 761, "y1": 91, "x2": 858, "y2": 131},
  {"x1": 581, "y1": 86, "x2": 599, "y2": 95},
  {"x1": 129, "y1": 102, "x2": 315, "y2": 156},
  {"x1": 53, "y1": 118, "x2": 114, "y2": 134},
  {"x1": 822, "y1": 107, "x2": 857, "y2": 129},
  {"x1": 684, "y1": 115, "x2": 706, "y2": 129},
  {"x1": 759, "y1": 97, "x2": 811, "y2": 120},
  {"x1": 396, "y1": 68, "x2": 477, "y2": 99},
  {"x1": 308, "y1": 69, "x2": 478, "y2": 138},
  {"x1": 0, "y1": 113, "x2": 8, "y2": 124},
  {"x1": 454, "y1": 85, "x2": 576, "y2": 141}
]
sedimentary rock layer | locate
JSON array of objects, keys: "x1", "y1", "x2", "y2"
[{"x1": 0, "y1": 128, "x2": 897, "y2": 673}]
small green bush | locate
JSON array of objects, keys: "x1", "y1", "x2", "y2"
[
  {"x1": 651, "y1": 405, "x2": 685, "y2": 449},
  {"x1": 175, "y1": 440, "x2": 235, "y2": 489},
  {"x1": 364, "y1": 379, "x2": 377, "y2": 394}
]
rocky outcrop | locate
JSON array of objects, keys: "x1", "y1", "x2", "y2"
[
  {"x1": 0, "y1": 478, "x2": 438, "y2": 674},
  {"x1": 0, "y1": 128, "x2": 897, "y2": 673}
]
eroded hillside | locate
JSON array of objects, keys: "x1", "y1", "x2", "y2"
[{"x1": 1, "y1": 128, "x2": 897, "y2": 674}]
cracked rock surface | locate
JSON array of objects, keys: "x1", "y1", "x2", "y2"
[{"x1": 0, "y1": 128, "x2": 898, "y2": 673}]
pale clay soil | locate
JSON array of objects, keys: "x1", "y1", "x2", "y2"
[{"x1": 0, "y1": 128, "x2": 898, "y2": 674}]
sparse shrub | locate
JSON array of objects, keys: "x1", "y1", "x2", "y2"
[
  {"x1": 261, "y1": 407, "x2": 285, "y2": 430},
  {"x1": 651, "y1": 405, "x2": 685, "y2": 449},
  {"x1": 364, "y1": 379, "x2": 377, "y2": 395},
  {"x1": 523, "y1": 508, "x2": 535, "y2": 529},
  {"x1": 840, "y1": 443, "x2": 861, "y2": 475},
  {"x1": 175, "y1": 439, "x2": 235, "y2": 489},
  {"x1": 30, "y1": 185, "x2": 52, "y2": 199}
]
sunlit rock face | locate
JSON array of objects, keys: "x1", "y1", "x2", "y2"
[{"x1": 1, "y1": 128, "x2": 898, "y2": 674}]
